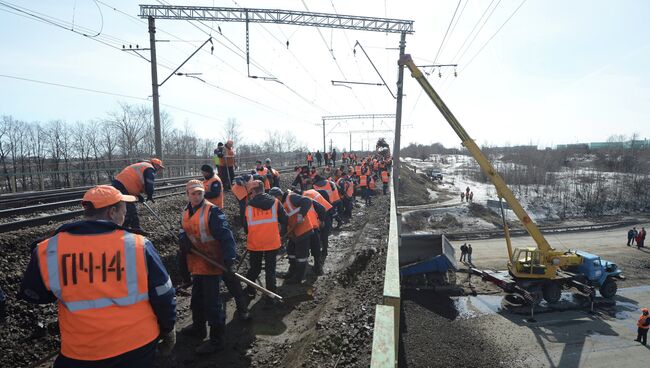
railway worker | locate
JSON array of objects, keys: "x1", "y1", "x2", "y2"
[
  {"x1": 178, "y1": 180, "x2": 237, "y2": 354},
  {"x1": 212, "y1": 147, "x2": 221, "y2": 171},
  {"x1": 269, "y1": 187, "x2": 314, "y2": 284},
  {"x1": 111, "y1": 158, "x2": 164, "y2": 230},
  {"x1": 313, "y1": 175, "x2": 343, "y2": 228},
  {"x1": 201, "y1": 164, "x2": 223, "y2": 209},
  {"x1": 380, "y1": 169, "x2": 390, "y2": 195},
  {"x1": 302, "y1": 185, "x2": 333, "y2": 272},
  {"x1": 231, "y1": 174, "x2": 252, "y2": 226},
  {"x1": 315, "y1": 150, "x2": 323, "y2": 167},
  {"x1": 18, "y1": 185, "x2": 177, "y2": 366},
  {"x1": 627, "y1": 227, "x2": 637, "y2": 246},
  {"x1": 461, "y1": 192, "x2": 465, "y2": 202},
  {"x1": 635, "y1": 307, "x2": 650, "y2": 345},
  {"x1": 242, "y1": 181, "x2": 288, "y2": 304},
  {"x1": 306, "y1": 152, "x2": 313, "y2": 167},
  {"x1": 337, "y1": 175, "x2": 354, "y2": 221},
  {"x1": 223, "y1": 140, "x2": 236, "y2": 190},
  {"x1": 359, "y1": 168, "x2": 371, "y2": 206},
  {"x1": 467, "y1": 244, "x2": 473, "y2": 265},
  {"x1": 253, "y1": 160, "x2": 274, "y2": 192},
  {"x1": 264, "y1": 158, "x2": 281, "y2": 188}
]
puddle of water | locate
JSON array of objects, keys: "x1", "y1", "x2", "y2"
[{"x1": 452, "y1": 286, "x2": 648, "y2": 320}]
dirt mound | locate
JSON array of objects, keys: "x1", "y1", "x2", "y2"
[{"x1": 398, "y1": 166, "x2": 438, "y2": 206}]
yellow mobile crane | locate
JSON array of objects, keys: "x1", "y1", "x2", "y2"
[{"x1": 399, "y1": 55, "x2": 623, "y2": 303}]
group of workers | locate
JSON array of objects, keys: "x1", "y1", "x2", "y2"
[
  {"x1": 7, "y1": 150, "x2": 650, "y2": 366},
  {"x1": 13, "y1": 151, "x2": 391, "y2": 365}
]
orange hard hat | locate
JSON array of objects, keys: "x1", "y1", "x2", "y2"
[
  {"x1": 150, "y1": 158, "x2": 164, "y2": 168},
  {"x1": 82, "y1": 185, "x2": 136, "y2": 209},
  {"x1": 643, "y1": 307, "x2": 649, "y2": 313}
]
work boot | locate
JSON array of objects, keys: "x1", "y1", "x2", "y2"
[
  {"x1": 313, "y1": 260, "x2": 324, "y2": 276},
  {"x1": 235, "y1": 296, "x2": 251, "y2": 321},
  {"x1": 244, "y1": 286, "x2": 256, "y2": 298},
  {"x1": 179, "y1": 322, "x2": 207, "y2": 340},
  {"x1": 278, "y1": 260, "x2": 296, "y2": 279},
  {"x1": 286, "y1": 262, "x2": 307, "y2": 284},
  {"x1": 195, "y1": 325, "x2": 225, "y2": 355},
  {"x1": 335, "y1": 217, "x2": 343, "y2": 229}
]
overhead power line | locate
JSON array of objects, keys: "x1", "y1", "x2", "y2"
[
  {"x1": 0, "y1": 73, "x2": 227, "y2": 122},
  {"x1": 460, "y1": 0, "x2": 529, "y2": 73}
]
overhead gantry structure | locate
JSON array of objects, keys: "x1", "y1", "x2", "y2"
[{"x1": 139, "y1": 4, "x2": 413, "y2": 192}]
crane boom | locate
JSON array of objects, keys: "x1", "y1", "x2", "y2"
[{"x1": 399, "y1": 54, "x2": 553, "y2": 254}]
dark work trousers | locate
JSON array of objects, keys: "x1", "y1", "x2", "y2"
[
  {"x1": 238, "y1": 199, "x2": 247, "y2": 227},
  {"x1": 320, "y1": 213, "x2": 333, "y2": 258},
  {"x1": 342, "y1": 197, "x2": 353, "y2": 219},
  {"x1": 362, "y1": 187, "x2": 371, "y2": 205},
  {"x1": 383, "y1": 183, "x2": 388, "y2": 195},
  {"x1": 227, "y1": 167, "x2": 235, "y2": 186},
  {"x1": 222, "y1": 271, "x2": 246, "y2": 311},
  {"x1": 191, "y1": 275, "x2": 225, "y2": 327},
  {"x1": 245, "y1": 249, "x2": 278, "y2": 292},
  {"x1": 637, "y1": 327, "x2": 648, "y2": 344},
  {"x1": 288, "y1": 233, "x2": 311, "y2": 264},
  {"x1": 111, "y1": 180, "x2": 141, "y2": 230},
  {"x1": 53, "y1": 338, "x2": 157, "y2": 368},
  {"x1": 307, "y1": 161, "x2": 313, "y2": 168},
  {"x1": 309, "y1": 229, "x2": 322, "y2": 262},
  {"x1": 218, "y1": 166, "x2": 229, "y2": 189}
]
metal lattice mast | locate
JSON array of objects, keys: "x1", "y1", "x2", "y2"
[{"x1": 139, "y1": 6, "x2": 414, "y2": 33}]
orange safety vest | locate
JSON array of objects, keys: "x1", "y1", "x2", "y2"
[
  {"x1": 355, "y1": 165, "x2": 362, "y2": 176},
  {"x1": 114, "y1": 162, "x2": 154, "y2": 196},
  {"x1": 303, "y1": 189, "x2": 333, "y2": 211},
  {"x1": 638, "y1": 315, "x2": 650, "y2": 329},
  {"x1": 369, "y1": 177, "x2": 376, "y2": 190},
  {"x1": 203, "y1": 176, "x2": 224, "y2": 209},
  {"x1": 283, "y1": 193, "x2": 314, "y2": 238},
  {"x1": 359, "y1": 175, "x2": 368, "y2": 187},
  {"x1": 256, "y1": 167, "x2": 271, "y2": 190},
  {"x1": 307, "y1": 154, "x2": 313, "y2": 162},
  {"x1": 313, "y1": 181, "x2": 341, "y2": 204},
  {"x1": 224, "y1": 147, "x2": 236, "y2": 167},
  {"x1": 37, "y1": 230, "x2": 159, "y2": 360},
  {"x1": 373, "y1": 161, "x2": 379, "y2": 171},
  {"x1": 182, "y1": 201, "x2": 223, "y2": 275},
  {"x1": 381, "y1": 171, "x2": 389, "y2": 183},
  {"x1": 245, "y1": 200, "x2": 281, "y2": 251},
  {"x1": 232, "y1": 182, "x2": 248, "y2": 202}
]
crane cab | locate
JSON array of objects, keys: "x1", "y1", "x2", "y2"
[{"x1": 509, "y1": 247, "x2": 557, "y2": 279}]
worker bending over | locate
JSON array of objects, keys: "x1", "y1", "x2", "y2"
[
  {"x1": 19, "y1": 185, "x2": 177, "y2": 367},
  {"x1": 243, "y1": 181, "x2": 288, "y2": 304},
  {"x1": 269, "y1": 187, "x2": 314, "y2": 284},
  {"x1": 178, "y1": 180, "x2": 237, "y2": 354},
  {"x1": 111, "y1": 158, "x2": 164, "y2": 230}
]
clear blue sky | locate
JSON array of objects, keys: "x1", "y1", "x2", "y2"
[{"x1": 1, "y1": 0, "x2": 648, "y2": 151}]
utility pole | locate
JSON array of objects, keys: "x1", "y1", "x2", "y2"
[
  {"x1": 322, "y1": 119, "x2": 326, "y2": 154},
  {"x1": 329, "y1": 139, "x2": 333, "y2": 152},
  {"x1": 349, "y1": 131, "x2": 352, "y2": 152},
  {"x1": 148, "y1": 16, "x2": 163, "y2": 161},
  {"x1": 393, "y1": 32, "x2": 406, "y2": 197}
]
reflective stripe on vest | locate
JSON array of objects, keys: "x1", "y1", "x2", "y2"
[
  {"x1": 303, "y1": 189, "x2": 333, "y2": 211},
  {"x1": 285, "y1": 197, "x2": 301, "y2": 216},
  {"x1": 247, "y1": 202, "x2": 278, "y2": 226},
  {"x1": 246, "y1": 201, "x2": 281, "y2": 251},
  {"x1": 115, "y1": 162, "x2": 153, "y2": 195},
  {"x1": 38, "y1": 230, "x2": 159, "y2": 360},
  {"x1": 182, "y1": 201, "x2": 222, "y2": 275},
  {"x1": 43, "y1": 232, "x2": 148, "y2": 312},
  {"x1": 203, "y1": 176, "x2": 224, "y2": 209}
]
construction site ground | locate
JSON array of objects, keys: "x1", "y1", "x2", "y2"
[
  {"x1": 0, "y1": 188, "x2": 391, "y2": 368},
  {"x1": 398, "y1": 165, "x2": 650, "y2": 367}
]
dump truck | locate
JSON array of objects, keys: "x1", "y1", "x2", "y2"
[{"x1": 399, "y1": 54, "x2": 624, "y2": 304}]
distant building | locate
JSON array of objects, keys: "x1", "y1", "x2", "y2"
[{"x1": 556, "y1": 139, "x2": 648, "y2": 150}]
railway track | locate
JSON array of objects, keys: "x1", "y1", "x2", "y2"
[{"x1": 0, "y1": 167, "x2": 296, "y2": 232}]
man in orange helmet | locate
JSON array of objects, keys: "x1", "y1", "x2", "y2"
[
  {"x1": 111, "y1": 158, "x2": 164, "y2": 230},
  {"x1": 19, "y1": 185, "x2": 177, "y2": 366},
  {"x1": 635, "y1": 307, "x2": 649, "y2": 345}
]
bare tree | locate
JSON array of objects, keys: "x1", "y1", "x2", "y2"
[{"x1": 223, "y1": 117, "x2": 243, "y2": 145}]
